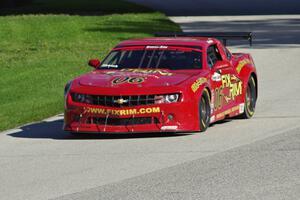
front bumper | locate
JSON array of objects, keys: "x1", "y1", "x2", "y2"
[{"x1": 63, "y1": 101, "x2": 199, "y2": 133}]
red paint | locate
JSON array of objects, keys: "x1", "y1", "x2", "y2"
[{"x1": 64, "y1": 37, "x2": 257, "y2": 133}]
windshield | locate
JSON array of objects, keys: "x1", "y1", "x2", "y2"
[{"x1": 100, "y1": 48, "x2": 202, "y2": 70}]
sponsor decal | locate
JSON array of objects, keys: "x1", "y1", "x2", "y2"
[
  {"x1": 239, "y1": 103, "x2": 245, "y2": 114},
  {"x1": 211, "y1": 90, "x2": 215, "y2": 113},
  {"x1": 236, "y1": 59, "x2": 251, "y2": 74},
  {"x1": 210, "y1": 115, "x2": 215, "y2": 123},
  {"x1": 146, "y1": 45, "x2": 168, "y2": 49},
  {"x1": 101, "y1": 64, "x2": 118, "y2": 68},
  {"x1": 112, "y1": 76, "x2": 144, "y2": 85},
  {"x1": 212, "y1": 72, "x2": 221, "y2": 82},
  {"x1": 191, "y1": 77, "x2": 207, "y2": 93},
  {"x1": 221, "y1": 74, "x2": 242, "y2": 102},
  {"x1": 214, "y1": 86, "x2": 223, "y2": 110},
  {"x1": 161, "y1": 125, "x2": 178, "y2": 130},
  {"x1": 83, "y1": 107, "x2": 161, "y2": 116},
  {"x1": 105, "y1": 71, "x2": 116, "y2": 75},
  {"x1": 216, "y1": 105, "x2": 240, "y2": 119},
  {"x1": 120, "y1": 68, "x2": 173, "y2": 76},
  {"x1": 214, "y1": 74, "x2": 243, "y2": 110}
]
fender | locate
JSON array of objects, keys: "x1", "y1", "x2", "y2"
[
  {"x1": 188, "y1": 79, "x2": 212, "y2": 130},
  {"x1": 236, "y1": 58, "x2": 257, "y2": 102}
]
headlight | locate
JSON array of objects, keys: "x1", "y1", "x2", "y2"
[
  {"x1": 154, "y1": 93, "x2": 180, "y2": 104},
  {"x1": 64, "y1": 81, "x2": 73, "y2": 97},
  {"x1": 165, "y1": 94, "x2": 179, "y2": 103},
  {"x1": 72, "y1": 93, "x2": 93, "y2": 104},
  {"x1": 74, "y1": 94, "x2": 85, "y2": 102}
]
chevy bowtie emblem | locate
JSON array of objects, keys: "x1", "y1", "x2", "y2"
[{"x1": 114, "y1": 98, "x2": 128, "y2": 104}]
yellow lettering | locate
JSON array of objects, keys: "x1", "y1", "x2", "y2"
[
  {"x1": 119, "y1": 110, "x2": 126, "y2": 116},
  {"x1": 236, "y1": 59, "x2": 251, "y2": 73},
  {"x1": 221, "y1": 74, "x2": 231, "y2": 87},
  {"x1": 111, "y1": 110, "x2": 120, "y2": 115},
  {"x1": 191, "y1": 78, "x2": 207, "y2": 93},
  {"x1": 140, "y1": 108, "x2": 146, "y2": 114},
  {"x1": 157, "y1": 70, "x2": 172, "y2": 76},
  {"x1": 191, "y1": 83, "x2": 198, "y2": 93},
  {"x1": 146, "y1": 108, "x2": 152, "y2": 113},
  {"x1": 82, "y1": 107, "x2": 160, "y2": 116},
  {"x1": 230, "y1": 81, "x2": 242, "y2": 100},
  {"x1": 128, "y1": 109, "x2": 137, "y2": 115},
  {"x1": 152, "y1": 107, "x2": 160, "y2": 113}
]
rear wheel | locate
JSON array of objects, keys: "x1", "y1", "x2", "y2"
[
  {"x1": 199, "y1": 89, "x2": 211, "y2": 132},
  {"x1": 241, "y1": 76, "x2": 257, "y2": 118}
]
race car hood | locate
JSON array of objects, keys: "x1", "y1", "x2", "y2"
[{"x1": 77, "y1": 69, "x2": 203, "y2": 88}]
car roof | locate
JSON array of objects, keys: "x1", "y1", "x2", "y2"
[{"x1": 116, "y1": 37, "x2": 219, "y2": 49}]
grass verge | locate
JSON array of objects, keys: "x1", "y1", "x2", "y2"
[{"x1": 0, "y1": 0, "x2": 180, "y2": 131}]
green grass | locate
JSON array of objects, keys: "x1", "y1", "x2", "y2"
[{"x1": 0, "y1": 0, "x2": 180, "y2": 131}]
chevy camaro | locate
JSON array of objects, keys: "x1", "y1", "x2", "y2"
[{"x1": 64, "y1": 32, "x2": 257, "y2": 134}]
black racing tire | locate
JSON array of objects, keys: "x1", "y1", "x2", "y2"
[
  {"x1": 241, "y1": 76, "x2": 257, "y2": 119},
  {"x1": 70, "y1": 132, "x2": 83, "y2": 136},
  {"x1": 199, "y1": 89, "x2": 211, "y2": 132}
]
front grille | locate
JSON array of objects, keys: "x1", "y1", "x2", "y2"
[
  {"x1": 73, "y1": 94, "x2": 156, "y2": 107},
  {"x1": 87, "y1": 117, "x2": 159, "y2": 126}
]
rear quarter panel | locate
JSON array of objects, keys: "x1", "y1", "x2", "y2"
[{"x1": 232, "y1": 53, "x2": 257, "y2": 104}]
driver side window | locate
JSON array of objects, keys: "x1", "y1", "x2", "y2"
[{"x1": 207, "y1": 45, "x2": 222, "y2": 68}]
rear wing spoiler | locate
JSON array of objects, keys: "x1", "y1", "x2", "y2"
[{"x1": 154, "y1": 32, "x2": 253, "y2": 46}]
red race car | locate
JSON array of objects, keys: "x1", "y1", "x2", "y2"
[{"x1": 64, "y1": 32, "x2": 257, "y2": 134}]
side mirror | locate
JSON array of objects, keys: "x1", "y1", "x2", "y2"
[
  {"x1": 214, "y1": 60, "x2": 229, "y2": 70},
  {"x1": 88, "y1": 59, "x2": 101, "y2": 68}
]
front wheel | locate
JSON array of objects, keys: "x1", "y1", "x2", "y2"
[
  {"x1": 199, "y1": 89, "x2": 211, "y2": 132},
  {"x1": 241, "y1": 76, "x2": 257, "y2": 119}
]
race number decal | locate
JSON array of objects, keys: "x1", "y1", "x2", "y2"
[{"x1": 112, "y1": 77, "x2": 144, "y2": 85}]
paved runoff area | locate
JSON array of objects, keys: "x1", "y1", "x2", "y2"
[{"x1": 1, "y1": 1, "x2": 300, "y2": 199}]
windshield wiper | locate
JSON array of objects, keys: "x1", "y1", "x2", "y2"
[
  {"x1": 138, "y1": 49, "x2": 147, "y2": 68},
  {"x1": 155, "y1": 50, "x2": 165, "y2": 69}
]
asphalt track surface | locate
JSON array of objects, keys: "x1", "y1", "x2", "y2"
[
  {"x1": 1, "y1": 1, "x2": 300, "y2": 200},
  {"x1": 127, "y1": 0, "x2": 300, "y2": 16}
]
